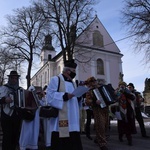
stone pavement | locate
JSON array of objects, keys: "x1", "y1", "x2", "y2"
[
  {"x1": 81, "y1": 118, "x2": 150, "y2": 150},
  {"x1": 0, "y1": 118, "x2": 150, "y2": 150}
]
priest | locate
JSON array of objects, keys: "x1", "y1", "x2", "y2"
[{"x1": 46, "y1": 59, "x2": 83, "y2": 150}]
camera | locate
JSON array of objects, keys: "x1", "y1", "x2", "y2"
[
  {"x1": 119, "y1": 87, "x2": 125, "y2": 93},
  {"x1": 79, "y1": 81, "x2": 85, "y2": 85}
]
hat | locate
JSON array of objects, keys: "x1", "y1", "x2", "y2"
[
  {"x1": 84, "y1": 76, "x2": 97, "y2": 85},
  {"x1": 64, "y1": 59, "x2": 77, "y2": 69},
  {"x1": 118, "y1": 81, "x2": 127, "y2": 87},
  {"x1": 7, "y1": 70, "x2": 20, "y2": 77},
  {"x1": 127, "y1": 83, "x2": 135, "y2": 89}
]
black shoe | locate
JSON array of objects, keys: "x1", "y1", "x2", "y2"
[
  {"x1": 142, "y1": 135, "x2": 149, "y2": 138},
  {"x1": 106, "y1": 134, "x2": 110, "y2": 140},
  {"x1": 119, "y1": 136, "x2": 123, "y2": 142},
  {"x1": 100, "y1": 146, "x2": 108, "y2": 150},
  {"x1": 128, "y1": 142, "x2": 132, "y2": 146},
  {"x1": 119, "y1": 134, "x2": 123, "y2": 142},
  {"x1": 81, "y1": 131, "x2": 86, "y2": 134},
  {"x1": 119, "y1": 137, "x2": 123, "y2": 142},
  {"x1": 128, "y1": 141, "x2": 132, "y2": 146},
  {"x1": 86, "y1": 135, "x2": 93, "y2": 140},
  {"x1": 94, "y1": 139, "x2": 98, "y2": 144}
]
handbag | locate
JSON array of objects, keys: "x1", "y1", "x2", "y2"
[
  {"x1": 16, "y1": 107, "x2": 37, "y2": 121},
  {"x1": 39, "y1": 76, "x2": 60, "y2": 118},
  {"x1": 39, "y1": 106, "x2": 58, "y2": 118}
]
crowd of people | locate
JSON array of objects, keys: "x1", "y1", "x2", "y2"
[{"x1": 0, "y1": 61, "x2": 149, "y2": 150}]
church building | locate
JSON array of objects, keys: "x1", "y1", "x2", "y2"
[{"x1": 31, "y1": 16, "x2": 123, "y2": 89}]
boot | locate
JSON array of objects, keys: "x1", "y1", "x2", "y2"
[
  {"x1": 119, "y1": 133, "x2": 123, "y2": 142},
  {"x1": 128, "y1": 140, "x2": 132, "y2": 146},
  {"x1": 86, "y1": 134, "x2": 93, "y2": 140},
  {"x1": 126, "y1": 134, "x2": 132, "y2": 146},
  {"x1": 100, "y1": 146, "x2": 108, "y2": 150}
]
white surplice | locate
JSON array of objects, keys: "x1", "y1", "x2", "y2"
[
  {"x1": 19, "y1": 108, "x2": 40, "y2": 150},
  {"x1": 46, "y1": 74, "x2": 81, "y2": 145}
]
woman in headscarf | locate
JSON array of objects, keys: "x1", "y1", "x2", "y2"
[{"x1": 115, "y1": 81, "x2": 137, "y2": 146}]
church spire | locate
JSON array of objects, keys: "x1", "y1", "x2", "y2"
[
  {"x1": 40, "y1": 34, "x2": 56, "y2": 66},
  {"x1": 42, "y1": 34, "x2": 54, "y2": 51}
]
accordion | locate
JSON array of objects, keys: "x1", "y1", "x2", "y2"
[
  {"x1": 18, "y1": 88, "x2": 39, "y2": 109},
  {"x1": 16, "y1": 88, "x2": 39, "y2": 120},
  {"x1": 93, "y1": 85, "x2": 117, "y2": 108}
]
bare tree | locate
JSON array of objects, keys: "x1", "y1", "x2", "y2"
[
  {"x1": 34, "y1": 0, "x2": 99, "y2": 63},
  {"x1": 0, "y1": 47, "x2": 23, "y2": 85},
  {"x1": 121, "y1": 0, "x2": 150, "y2": 64},
  {"x1": 0, "y1": 6, "x2": 51, "y2": 88}
]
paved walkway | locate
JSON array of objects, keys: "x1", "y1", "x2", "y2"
[
  {"x1": 82, "y1": 118, "x2": 150, "y2": 150},
  {"x1": 0, "y1": 119, "x2": 150, "y2": 150}
]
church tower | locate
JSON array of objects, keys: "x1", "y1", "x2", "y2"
[{"x1": 40, "y1": 34, "x2": 56, "y2": 67}]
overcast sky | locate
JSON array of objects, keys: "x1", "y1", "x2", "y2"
[{"x1": 0, "y1": 0, "x2": 149, "y2": 92}]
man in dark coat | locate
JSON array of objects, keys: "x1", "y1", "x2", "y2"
[
  {"x1": 0, "y1": 70, "x2": 22, "y2": 150},
  {"x1": 127, "y1": 83, "x2": 149, "y2": 138}
]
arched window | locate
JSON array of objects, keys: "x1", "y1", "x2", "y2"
[
  {"x1": 40, "y1": 56, "x2": 43, "y2": 62},
  {"x1": 97, "y1": 79, "x2": 105, "y2": 85},
  {"x1": 93, "y1": 30, "x2": 104, "y2": 47},
  {"x1": 40, "y1": 75, "x2": 42, "y2": 87},
  {"x1": 45, "y1": 71, "x2": 47, "y2": 84},
  {"x1": 97, "y1": 59, "x2": 104, "y2": 75}
]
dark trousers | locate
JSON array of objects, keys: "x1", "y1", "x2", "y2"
[
  {"x1": 51, "y1": 131, "x2": 83, "y2": 150},
  {"x1": 1, "y1": 111, "x2": 21, "y2": 150},
  {"x1": 135, "y1": 107, "x2": 146, "y2": 136},
  {"x1": 85, "y1": 109, "x2": 93, "y2": 136},
  {"x1": 119, "y1": 133, "x2": 132, "y2": 143}
]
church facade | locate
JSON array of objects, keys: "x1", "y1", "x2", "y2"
[{"x1": 31, "y1": 16, "x2": 123, "y2": 90}]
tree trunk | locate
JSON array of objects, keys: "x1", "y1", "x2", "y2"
[{"x1": 26, "y1": 60, "x2": 32, "y2": 89}]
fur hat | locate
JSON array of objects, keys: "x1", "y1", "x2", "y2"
[
  {"x1": 64, "y1": 59, "x2": 77, "y2": 68},
  {"x1": 127, "y1": 83, "x2": 135, "y2": 89},
  {"x1": 118, "y1": 81, "x2": 127, "y2": 87},
  {"x1": 7, "y1": 70, "x2": 20, "y2": 77},
  {"x1": 84, "y1": 76, "x2": 96, "y2": 85}
]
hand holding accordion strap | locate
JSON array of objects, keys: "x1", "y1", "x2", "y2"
[{"x1": 16, "y1": 107, "x2": 37, "y2": 121}]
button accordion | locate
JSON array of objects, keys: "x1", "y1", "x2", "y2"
[
  {"x1": 18, "y1": 88, "x2": 39, "y2": 109},
  {"x1": 16, "y1": 88, "x2": 39, "y2": 120},
  {"x1": 93, "y1": 85, "x2": 117, "y2": 108}
]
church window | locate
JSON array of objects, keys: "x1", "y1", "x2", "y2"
[
  {"x1": 97, "y1": 78, "x2": 105, "y2": 85},
  {"x1": 97, "y1": 58, "x2": 104, "y2": 75},
  {"x1": 45, "y1": 72, "x2": 47, "y2": 84},
  {"x1": 93, "y1": 30, "x2": 104, "y2": 47},
  {"x1": 40, "y1": 75, "x2": 42, "y2": 87}
]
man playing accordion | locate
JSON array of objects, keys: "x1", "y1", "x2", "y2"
[{"x1": 0, "y1": 70, "x2": 22, "y2": 150}]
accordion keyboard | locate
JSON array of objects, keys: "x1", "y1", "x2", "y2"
[{"x1": 93, "y1": 88, "x2": 107, "y2": 108}]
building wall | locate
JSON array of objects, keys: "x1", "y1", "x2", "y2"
[
  {"x1": 31, "y1": 17, "x2": 123, "y2": 90},
  {"x1": 75, "y1": 48, "x2": 122, "y2": 89}
]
